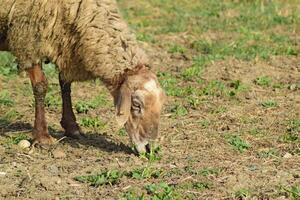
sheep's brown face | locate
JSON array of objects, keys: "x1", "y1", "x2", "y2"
[{"x1": 114, "y1": 68, "x2": 166, "y2": 153}]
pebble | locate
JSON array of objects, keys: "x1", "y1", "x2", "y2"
[
  {"x1": 283, "y1": 152, "x2": 292, "y2": 159},
  {"x1": 289, "y1": 84, "x2": 297, "y2": 91},
  {"x1": 52, "y1": 148, "x2": 66, "y2": 159},
  {"x1": 18, "y1": 140, "x2": 31, "y2": 149}
]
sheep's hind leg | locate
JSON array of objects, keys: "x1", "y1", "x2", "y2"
[
  {"x1": 59, "y1": 73, "x2": 83, "y2": 139},
  {"x1": 27, "y1": 65, "x2": 56, "y2": 144}
]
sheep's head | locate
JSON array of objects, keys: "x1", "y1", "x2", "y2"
[{"x1": 114, "y1": 67, "x2": 166, "y2": 154}]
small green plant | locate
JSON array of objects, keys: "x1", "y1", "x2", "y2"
[
  {"x1": 257, "y1": 148, "x2": 279, "y2": 159},
  {"x1": 193, "y1": 182, "x2": 211, "y2": 190},
  {"x1": 75, "y1": 94, "x2": 108, "y2": 113},
  {"x1": 127, "y1": 167, "x2": 161, "y2": 180},
  {"x1": 74, "y1": 169, "x2": 123, "y2": 187},
  {"x1": 254, "y1": 76, "x2": 272, "y2": 87},
  {"x1": 145, "y1": 182, "x2": 178, "y2": 200},
  {"x1": 0, "y1": 52, "x2": 18, "y2": 76},
  {"x1": 279, "y1": 132, "x2": 298, "y2": 143},
  {"x1": 139, "y1": 145, "x2": 161, "y2": 162},
  {"x1": 79, "y1": 117, "x2": 106, "y2": 129},
  {"x1": 0, "y1": 90, "x2": 14, "y2": 106},
  {"x1": 282, "y1": 185, "x2": 300, "y2": 199},
  {"x1": 261, "y1": 100, "x2": 278, "y2": 108},
  {"x1": 199, "y1": 167, "x2": 221, "y2": 176},
  {"x1": 288, "y1": 119, "x2": 300, "y2": 133},
  {"x1": 227, "y1": 135, "x2": 250, "y2": 153},
  {"x1": 118, "y1": 128, "x2": 127, "y2": 136},
  {"x1": 170, "y1": 104, "x2": 188, "y2": 117},
  {"x1": 168, "y1": 44, "x2": 186, "y2": 54},
  {"x1": 59, "y1": 196, "x2": 68, "y2": 200},
  {"x1": 6, "y1": 133, "x2": 30, "y2": 145},
  {"x1": 121, "y1": 191, "x2": 145, "y2": 200},
  {"x1": 2, "y1": 109, "x2": 20, "y2": 121},
  {"x1": 235, "y1": 188, "x2": 251, "y2": 199}
]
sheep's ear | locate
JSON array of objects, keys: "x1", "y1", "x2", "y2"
[{"x1": 115, "y1": 83, "x2": 131, "y2": 127}]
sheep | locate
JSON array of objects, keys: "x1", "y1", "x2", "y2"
[{"x1": 0, "y1": 0, "x2": 166, "y2": 153}]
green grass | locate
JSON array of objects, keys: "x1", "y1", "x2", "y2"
[
  {"x1": 145, "y1": 182, "x2": 179, "y2": 200},
  {"x1": 227, "y1": 135, "x2": 251, "y2": 153},
  {"x1": 0, "y1": 90, "x2": 14, "y2": 106},
  {"x1": 75, "y1": 94, "x2": 108, "y2": 114},
  {"x1": 261, "y1": 100, "x2": 278, "y2": 108},
  {"x1": 0, "y1": 52, "x2": 18, "y2": 76},
  {"x1": 127, "y1": 167, "x2": 162, "y2": 180},
  {"x1": 235, "y1": 188, "x2": 251, "y2": 199},
  {"x1": 120, "y1": 191, "x2": 145, "y2": 200},
  {"x1": 75, "y1": 169, "x2": 123, "y2": 187},
  {"x1": 79, "y1": 117, "x2": 106, "y2": 129},
  {"x1": 254, "y1": 76, "x2": 272, "y2": 87},
  {"x1": 5, "y1": 133, "x2": 30, "y2": 146},
  {"x1": 199, "y1": 167, "x2": 222, "y2": 176},
  {"x1": 139, "y1": 145, "x2": 162, "y2": 162}
]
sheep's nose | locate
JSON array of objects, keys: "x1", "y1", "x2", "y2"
[{"x1": 133, "y1": 140, "x2": 149, "y2": 154}]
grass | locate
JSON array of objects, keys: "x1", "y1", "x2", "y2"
[
  {"x1": 74, "y1": 169, "x2": 123, "y2": 187},
  {"x1": 0, "y1": 90, "x2": 14, "y2": 106},
  {"x1": 227, "y1": 135, "x2": 251, "y2": 153},
  {"x1": 75, "y1": 94, "x2": 108, "y2": 114},
  {"x1": 261, "y1": 100, "x2": 278, "y2": 108},
  {"x1": 79, "y1": 117, "x2": 106, "y2": 129},
  {"x1": 254, "y1": 76, "x2": 272, "y2": 87},
  {"x1": 127, "y1": 167, "x2": 162, "y2": 180},
  {"x1": 139, "y1": 145, "x2": 162, "y2": 162},
  {"x1": 235, "y1": 188, "x2": 251, "y2": 199},
  {"x1": 5, "y1": 133, "x2": 30, "y2": 146},
  {"x1": 145, "y1": 182, "x2": 178, "y2": 200}
]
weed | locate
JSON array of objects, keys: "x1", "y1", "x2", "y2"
[
  {"x1": 0, "y1": 52, "x2": 18, "y2": 76},
  {"x1": 282, "y1": 185, "x2": 300, "y2": 199},
  {"x1": 121, "y1": 191, "x2": 145, "y2": 200},
  {"x1": 127, "y1": 167, "x2": 161, "y2": 180},
  {"x1": 257, "y1": 148, "x2": 279, "y2": 159},
  {"x1": 118, "y1": 128, "x2": 127, "y2": 136},
  {"x1": 170, "y1": 104, "x2": 188, "y2": 117},
  {"x1": 139, "y1": 145, "x2": 161, "y2": 162},
  {"x1": 1, "y1": 109, "x2": 20, "y2": 121},
  {"x1": 181, "y1": 56, "x2": 209, "y2": 81},
  {"x1": 0, "y1": 90, "x2": 14, "y2": 106},
  {"x1": 193, "y1": 182, "x2": 211, "y2": 190},
  {"x1": 168, "y1": 44, "x2": 186, "y2": 54},
  {"x1": 145, "y1": 182, "x2": 178, "y2": 200},
  {"x1": 261, "y1": 100, "x2": 278, "y2": 108},
  {"x1": 235, "y1": 188, "x2": 251, "y2": 199},
  {"x1": 280, "y1": 132, "x2": 298, "y2": 143},
  {"x1": 79, "y1": 117, "x2": 106, "y2": 129},
  {"x1": 200, "y1": 168, "x2": 221, "y2": 176},
  {"x1": 254, "y1": 76, "x2": 272, "y2": 87},
  {"x1": 227, "y1": 135, "x2": 250, "y2": 153},
  {"x1": 136, "y1": 32, "x2": 155, "y2": 43},
  {"x1": 6, "y1": 133, "x2": 30, "y2": 145},
  {"x1": 75, "y1": 169, "x2": 123, "y2": 187},
  {"x1": 75, "y1": 94, "x2": 108, "y2": 113},
  {"x1": 60, "y1": 196, "x2": 68, "y2": 200},
  {"x1": 288, "y1": 119, "x2": 300, "y2": 133}
]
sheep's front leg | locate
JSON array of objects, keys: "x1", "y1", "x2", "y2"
[
  {"x1": 27, "y1": 65, "x2": 55, "y2": 144},
  {"x1": 59, "y1": 73, "x2": 82, "y2": 138}
]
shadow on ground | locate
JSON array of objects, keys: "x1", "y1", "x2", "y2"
[{"x1": 0, "y1": 119, "x2": 133, "y2": 154}]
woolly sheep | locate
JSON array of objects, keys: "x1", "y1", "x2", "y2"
[{"x1": 0, "y1": 0, "x2": 166, "y2": 153}]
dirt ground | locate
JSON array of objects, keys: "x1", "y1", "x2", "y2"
[{"x1": 1, "y1": 0, "x2": 300, "y2": 199}]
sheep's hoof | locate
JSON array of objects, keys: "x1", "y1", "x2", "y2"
[
  {"x1": 33, "y1": 135, "x2": 56, "y2": 146},
  {"x1": 65, "y1": 130, "x2": 85, "y2": 139}
]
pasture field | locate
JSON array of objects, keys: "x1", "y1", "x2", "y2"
[{"x1": 0, "y1": 0, "x2": 299, "y2": 199}]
